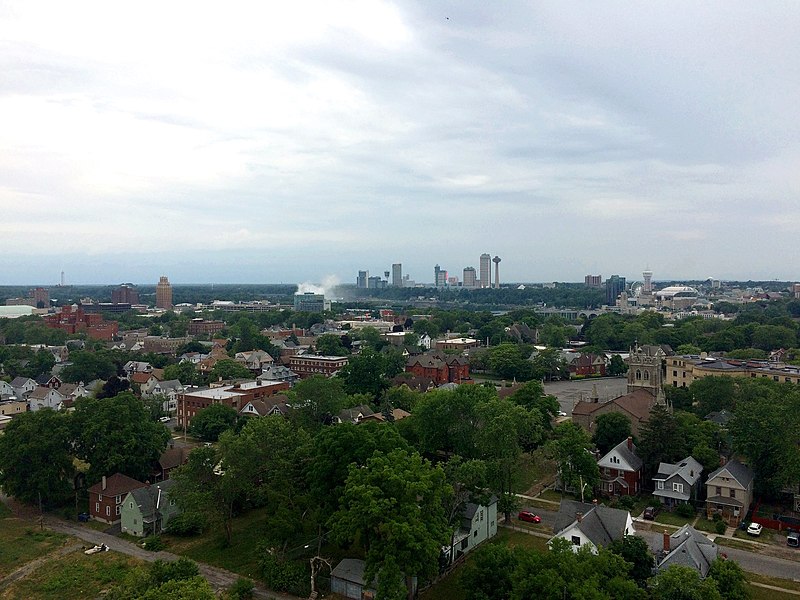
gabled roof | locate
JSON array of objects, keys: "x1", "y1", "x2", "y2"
[
  {"x1": 654, "y1": 456, "x2": 703, "y2": 485},
  {"x1": 88, "y1": 473, "x2": 145, "y2": 496},
  {"x1": 127, "y1": 480, "x2": 176, "y2": 520},
  {"x1": 156, "y1": 379, "x2": 184, "y2": 391},
  {"x1": 28, "y1": 386, "x2": 63, "y2": 400},
  {"x1": 10, "y1": 377, "x2": 34, "y2": 388},
  {"x1": 572, "y1": 388, "x2": 657, "y2": 419},
  {"x1": 707, "y1": 459, "x2": 753, "y2": 489},
  {"x1": 158, "y1": 447, "x2": 190, "y2": 471},
  {"x1": 657, "y1": 524, "x2": 718, "y2": 577},
  {"x1": 130, "y1": 372, "x2": 155, "y2": 385},
  {"x1": 598, "y1": 438, "x2": 643, "y2": 472},
  {"x1": 337, "y1": 404, "x2": 374, "y2": 423},
  {"x1": 553, "y1": 500, "x2": 632, "y2": 548}
]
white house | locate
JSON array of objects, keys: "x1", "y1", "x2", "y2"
[
  {"x1": 442, "y1": 497, "x2": 499, "y2": 565},
  {"x1": 551, "y1": 500, "x2": 634, "y2": 553}
]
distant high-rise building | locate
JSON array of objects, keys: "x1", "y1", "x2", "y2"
[
  {"x1": 492, "y1": 256, "x2": 501, "y2": 289},
  {"x1": 584, "y1": 275, "x2": 602, "y2": 288},
  {"x1": 642, "y1": 270, "x2": 653, "y2": 294},
  {"x1": 30, "y1": 287, "x2": 50, "y2": 309},
  {"x1": 357, "y1": 270, "x2": 369, "y2": 289},
  {"x1": 479, "y1": 253, "x2": 491, "y2": 288},
  {"x1": 112, "y1": 284, "x2": 139, "y2": 305},
  {"x1": 793, "y1": 283, "x2": 800, "y2": 299},
  {"x1": 156, "y1": 276, "x2": 173, "y2": 309},
  {"x1": 463, "y1": 267, "x2": 477, "y2": 288},
  {"x1": 367, "y1": 276, "x2": 386, "y2": 289},
  {"x1": 294, "y1": 292, "x2": 329, "y2": 312},
  {"x1": 605, "y1": 275, "x2": 626, "y2": 306},
  {"x1": 434, "y1": 264, "x2": 442, "y2": 287},
  {"x1": 392, "y1": 263, "x2": 402, "y2": 287}
]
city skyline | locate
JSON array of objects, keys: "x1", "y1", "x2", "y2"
[{"x1": 2, "y1": 2, "x2": 800, "y2": 284}]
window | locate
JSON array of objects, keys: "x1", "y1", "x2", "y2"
[
  {"x1": 115, "y1": 505, "x2": 120, "y2": 516},
  {"x1": 657, "y1": 481, "x2": 664, "y2": 490},
  {"x1": 115, "y1": 495, "x2": 121, "y2": 504},
  {"x1": 473, "y1": 530, "x2": 478, "y2": 537},
  {"x1": 95, "y1": 502, "x2": 99, "y2": 512},
  {"x1": 716, "y1": 486, "x2": 722, "y2": 496},
  {"x1": 480, "y1": 510, "x2": 484, "y2": 522},
  {"x1": 635, "y1": 370, "x2": 642, "y2": 381},
  {"x1": 130, "y1": 502, "x2": 134, "y2": 509},
  {"x1": 105, "y1": 506, "x2": 110, "y2": 516},
  {"x1": 673, "y1": 482, "x2": 684, "y2": 494},
  {"x1": 673, "y1": 370, "x2": 677, "y2": 377},
  {"x1": 571, "y1": 536, "x2": 581, "y2": 546},
  {"x1": 461, "y1": 539, "x2": 468, "y2": 550},
  {"x1": 730, "y1": 489, "x2": 736, "y2": 498},
  {"x1": 98, "y1": 494, "x2": 103, "y2": 502}
]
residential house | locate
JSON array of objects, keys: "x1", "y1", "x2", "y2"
[
  {"x1": 567, "y1": 353, "x2": 607, "y2": 377},
  {"x1": 153, "y1": 446, "x2": 190, "y2": 482},
  {"x1": 120, "y1": 479, "x2": 179, "y2": 537},
  {"x1": 597, "y1": 437, "x2": 643, "y2": 497},
  {"x1": 131, "y1": 372, "x2": 159, "y2": 395},
  {"x1": 28, "y1": 386, "x2": 66, "y2": 412},
  {"x1": 442, "y1": 498, "x2": 498, "y2": 566},
  {"x1": 335, "y1": 404, "x2": 375, "y2": 424},
  {"x1": 88, "y1": 473, "x2": 146, "y2": 524},
  {"x1": 361, "y1": 408, "x2": 411, "y2": 423},
  {"x1": 656, "y1": 524, "x2": 718, "y2": 577},
  {"x1": 149, "y1": 379, "x2": 184, "y2": 413},
  {"x1": 235, "y1": 349, "x2": 274, "y2": 373},
  {"x1": 405, "y1": 351, "x2": 471, "y2": 385},
  {"x1": 551, "y1": 500, "x2": 635, "y2": 553},
  {"x1": 34, "y1": 374, "x2": 62, "y2": 389},
  {"x1": 259, "y1": 365, "x2": 299, "y2": 386},
  {"x1": 705, "y1": 460, "x2": 754, "y2": 526},
  {"x1": 177, "y1": 380, "x2": 290, "y2": 429},
  {"x1": 239, "y1": 395, "x2": 291, "y2": 418},
  {"x1": 572, "y1": 388, "x2": 664, "y2": 438},
  {"x1": 653, "y1": 457, "x2": 703, "y2": 508},
  {"x1": 58, "y1": 382, "x2": 90, "y2": 408},
  {"x1": 0, "y1": 380, "x2": 15, "y2": 398},
  {"x1": 10, "y1": 376, "x2": 36, "y2": 398},
  {"x1": 330, "y1": 559, "x2": 417, "y2": 600},
  {"x1": 123, "y1": 361, "x2": 153, "y2": 377}
]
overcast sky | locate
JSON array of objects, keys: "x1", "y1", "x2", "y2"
[{"x1": 2, "y1": 1, "x2": 799, "y2": 286}]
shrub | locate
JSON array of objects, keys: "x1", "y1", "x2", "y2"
[
  {"x1": 142, "y1": 535, "x2": 165, "y2": 551},
  {"x1": 715, "y1": 520, "x2": 726, "y2": 534},
  {"x1": 227, "y1": 578, "x2": 255, "y2": 599},
  {"x1": 615, "y1": 495, "x2": 636, "y2": 510},
  {"x1": 165, "y1": 512, "x2": 204, "y2": 536},
  {"x1": 712, "y1": 513, "x2": 722, "y2": 522},
  {"x1": 258, "y1": 551, "x2": 310, "y2": 597},
  {"x1": 675, "y1": 503, "x2": 696, "y2": 518}
]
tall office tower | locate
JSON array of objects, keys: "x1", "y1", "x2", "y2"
[
  {"x1": 357, "y1": 270, "x2": 369, "y2": 289},
  {"x1": 156, "y1": 276, "x2": 173, "y2": 309},
  {"x1": 492, "y1": 256, "x2": 501, "y2": 288},
  {"x1": 112, "y1": 284, "x2": 140, "y2": 305},
  {"x1": 605, "y1": 275, "x2": 626, "y2": 306},
  {"x1": 479, "y1": 253, "x2": 491, "y2": 288},
  {"x1": 584, "y1": 275, "x2": 602, "y2": 288},
  {"x1": 392, "y1": 263, "x2": 403, "y2": 287},
  {"x1": 436, "y1": 269, "x2": 448, "y2": 287},
  {"x1": 642, "y1": 270, "x2": 653, "y2": 294},
  {"x1": 463, "y1": 267, "x2": 477, "y2": 288},
  {"x1": 30, "y1": 287, "x2": 50, "y2": 308},
  {"x1": 434, "y1": 264, "x2": 441, "y2": 287}
]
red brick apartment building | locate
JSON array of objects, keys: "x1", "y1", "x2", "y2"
[
  {"x1": 43, "y1": 305, "x2": 119, "y2": 341},
  {"x1": 177, "y1": 380, "x2": 290, "y2": 428},
  {"x1": 288, "y1": 355, "x2": 349, "y2": 379},
  {"x1": 406, "y1": 352, "x2": 471, "y2": 384}
]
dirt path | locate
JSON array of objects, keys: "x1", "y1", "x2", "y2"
[{"x1": 0, "y1": 542, "x2": 83, "y2": 593}]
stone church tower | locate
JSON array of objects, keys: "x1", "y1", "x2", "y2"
[{"x1": 626, "y1": 344, "x2": 670, "y2": 406}]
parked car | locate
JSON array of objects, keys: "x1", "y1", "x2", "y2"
[
  {"x1": 518, "y1": 510, "x2": 541, "y2": 523},
  {"x1": 159, "y1": 416, "x2": 171, "y2": 423},
  {"x1": 557, "y1": 410, "x2": 568, "y2": 417},
  {"x1": 643, "y1": 506, "x2": 659, "y2": 520},
  {"x1": 746, "y1": 522, "x2": 763, "y2": 536},
  {"x1": 787, "y1": 532, "x2": 799, "y2": 547}
]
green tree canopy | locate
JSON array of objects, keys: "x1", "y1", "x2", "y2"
[
  {"x1": 189, "y1": 403, "x2": 239, "y2": 442},
  {"x1": 208, "y1": 358, "x2": 252, "y2": 382},
  {"x1": 547, "y1": 422, "x2": 599, "y2": 502},
  {"x1": 592, "y1": 412, "x2": 632, "y2": 455}
]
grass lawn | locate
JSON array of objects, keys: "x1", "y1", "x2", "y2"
[
  {"x1": 734, "y1": 528, "x2": 776, "y2": 543},
  {"x1": 694, "y1": 518, "x2": 721, "y2": 534},
  {"x1": 746, "y1": 572, "x2": 800, "y2": 593},
  {"x1": 0, "y1": 517, "x2": 69, "y2": 578},
  {"x1": 715, "y1": 537, "x2": 763, "y2": 552},
  {"x1": 538, "y1": 489, "x2": 564, "y2": 503},
  {"x1": 514, "y1": 449, "x2": 556, "y2": 494},
  {"x1": 1, "y1": 549, "x2": 144, "y2": 600},
  {"x1": 653, "y1": 512, "x2": 694, "y2": 527},
  {"x1": 164, "y1": 506, "x2": 274, "y2": 581},
  {"x1": 0, "y1": 503, "x2": 11, "y2": 518}
]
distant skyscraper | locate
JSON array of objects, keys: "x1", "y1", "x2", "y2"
[
  {"x1": 392, "y1": 263, "x2": 402, "y2": 287},
  {"x1": 112, "y1": 284, "x2": 139, "y2": 305},
  {"x1": 492, "y1": 256, "x2": 501, "y2": 289},
  {"x1": 434, "y1": 264, "x2": 441, "y2": 287},
  {"x1": 584, "y1": 275, "x2": 602, "y2": 288},
  {"x1": 463, "y1": 267, "x2": 477, "y2": 288},
  {"x1": 642, "y1": 270, "x2": 653, "y2": 294},
  {"x1": 357, "y1": 270, "x2": 369, "y2": 289},
  {"x1": 479, "y1": 254, "x2": 491, "y2": 289},
  {"x1": 156, "y1": 276, "x2": 173, "y2": 309},
  {"x1": 605, "y1": 275, "x2": 626, "y2": 306}
]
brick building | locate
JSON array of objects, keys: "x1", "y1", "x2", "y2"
[
  {"x1": 187, "y1": 319, "x2": 225, "y2": 336},
  {"x1": 177, "y1": 380, "x2": 290, "y2": 429},
  {"x1": 88, "y1": 473, "x2": 145, "y2": 524},
  {"x1": 43, "y1": 305, "x2": 119, "y2": 341},
  {"x1": 111, "y1": 284, "x2": 140, "y2": 305},
  {"x1": 288, "y1": 355, "x2": 349, "y2": 379},
  {"x1": 405, "y1": 351, "x2": 471, "y2": 384}
]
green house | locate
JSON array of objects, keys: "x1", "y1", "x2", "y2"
[{"x1": 120, "y1": 479, "x2": 179, "y2": 537}]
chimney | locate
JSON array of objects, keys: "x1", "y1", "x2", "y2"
[
  {"x1": 576, "y1": 512, "x2": 583, "y2": 523},
  {"x1": 101, "y1": 475, "x2": 107, "y2": 490},
  {"x1": 663, "y1": 530, "x2": 670, "y2": 552},
  {"x1": 627, "y1": 436, "x2": 633, "y2": 451}
]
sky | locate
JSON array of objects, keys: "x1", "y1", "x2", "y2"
[{"x1": 1, "y1": 1, "x2": 800, "y2": 286}]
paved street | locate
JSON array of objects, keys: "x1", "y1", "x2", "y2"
[{"x1": 544, "y1": 377, "x2": 628, "y2": 415}]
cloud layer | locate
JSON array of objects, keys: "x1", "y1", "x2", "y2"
[{"x1": 1, "y1": 1, "x2": 799, "y2": 284}]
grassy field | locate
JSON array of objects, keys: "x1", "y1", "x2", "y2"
[
  {"x1": 514, "y1": 449, "x2": 557, "y2": 494},
  {"x1": 746, "y1": 572, "x2": 800, "y2": 593},
  {"x1": 653, "y1": 511, "x2": 694, "y2": 527},
  {"x1": 0, "y1": 549, "x2": 144, "y2": 600},
  {"x1": 0, "y1": 517, "x2": 69, "y2": 578}
]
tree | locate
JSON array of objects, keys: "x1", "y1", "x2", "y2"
[
  {"x1": 0, "y1": 409, "x2": 74, "y2": 506},
  {"x1": 637, "y1": 405, "x2": 685, "y2": 477},
  {"x1": 338, "y1": 347, "x2": 391, "y2": 397},
  {"x1": 649, "y1": 565, "x2": 722, "y2": 600},
  {"x1": 489, "y1": 343, "x2": 534, "y2": 381},
  {"x1": 71, "y1": 392, "x2": 170, "y2": 484},
  {"x1": 507, "y1": 380, "x2": 559, "y2": 421},
  {"x1": 315, "y1": 333, "x2": 348, "y2": 356},
  {"x1": 690, "y1": 377, "x2": 737, "y2": 416},
  {"x1": 96, "y1": 375, "x2": 130, "y2": 399},
  {"x1": 329, "y1": 449, "x2": 451, "y2": 598},
  {"x1": 163, "y1": 361, "x2": 203, "y2": 386},
  {"x1": 707, "y1": 558, "x2": 748, "y2": 600},
  {"x1": 608, "y1": 535, "x2": 654, "y2": 585},
  {"x1": 208, "y1": 359, "x2": 252, "y2": 382},
  {"x1": 461, "y1": 543, "x2": 517, "y2": 600},
  {"x1": 531, "y1": 348, "x2": 568, "y2": 381},
  {"x1": 548, "y1": 422, "x2": 599, "y2": 502},
  {"x1": 609, "y1": 354, "x2": 628, "y2": 376},
  {"x1": 189, "y1": 403, "x2": 239, "y2": 442},
  {"x1": 59, "y1": 350, "x2": 116, "y2": 383},
  {"x1": 290, "y1": 375, "x2": 349, "y2": 429},
  {"x1": 592, "y1": 413, "x2": 632, "y2": 455}
]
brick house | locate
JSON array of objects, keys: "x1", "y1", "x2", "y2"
[
  {"x1": 597, "y1": 437, "x2": 643, "y2": 497},
  {"x1": 405, "y1": 351, "x2": 471, "y2": 385},
  {"x1": 177, "y1": 379, "x2": 290, "y2": 429},
  {"x1": 88, "y1": 473, "x2": 146, "y2": 524},
  {"x1": 568, "y1": 353, "x2": 607, "y2": 377}
]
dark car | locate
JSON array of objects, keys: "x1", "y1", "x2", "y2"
[
  {"x1": 518, "y1": 510, "x2": 541, "y2": 523},
  {"x1": 643, "y1": 506, "x2": 659, "y2": 520}
]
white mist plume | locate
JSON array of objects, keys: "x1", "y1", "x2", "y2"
[{"x1": 296, "y1": 274, "x2": 340, "y2": 297}]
